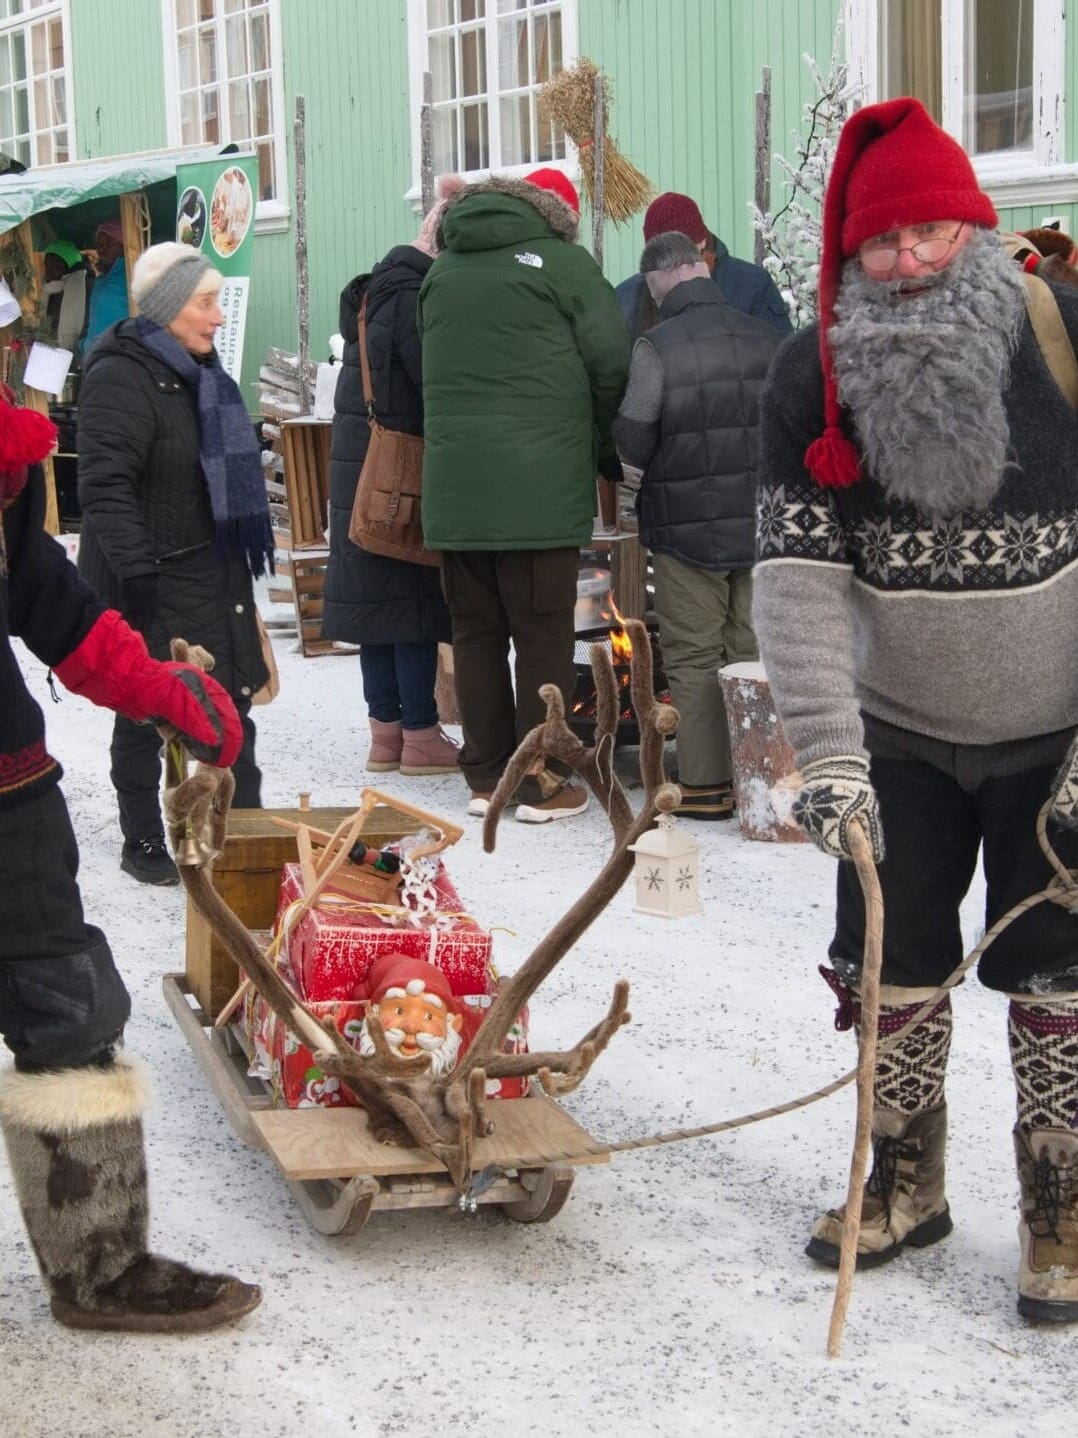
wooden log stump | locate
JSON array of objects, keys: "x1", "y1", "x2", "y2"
[{"x1": 718, "y1": 661, "x2": 804, "y2": 844}]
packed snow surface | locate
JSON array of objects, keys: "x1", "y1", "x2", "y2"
[{"x1": 1, "y1": 608, "x2": 1066, "y2": 1437}]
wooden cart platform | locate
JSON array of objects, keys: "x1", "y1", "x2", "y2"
[{"x1": 164, "y1": 972, "x2": 608, "y2": 1236}]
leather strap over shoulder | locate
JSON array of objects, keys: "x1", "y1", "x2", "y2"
[
  {"x1": 1021, "y1": 271, "x2": 1078, "y2": 411},
  {"x1": 357, "y1": 293, "x2": 375, "y2": 416}
]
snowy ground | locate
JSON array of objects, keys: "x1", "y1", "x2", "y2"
[{"x1": 1, "y1": 601, "x2": 1069, "y2": 1438}]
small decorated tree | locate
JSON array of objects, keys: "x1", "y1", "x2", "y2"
[{"x1": 751, "y1": 38, "x2": 859, "y2": 328}]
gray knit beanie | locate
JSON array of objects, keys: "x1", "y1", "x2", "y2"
[{"x1": 131, "y1": 241, "x2": 216, "y2": 327}]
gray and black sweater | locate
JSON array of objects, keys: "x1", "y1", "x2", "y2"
[{"x1": 753, "y1": 296, "x2": 1078, "y2": 767}]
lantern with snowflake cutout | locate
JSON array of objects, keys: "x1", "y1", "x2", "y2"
[{"x1": 627, "y1": 814, "x2": 701, "y2": 918}]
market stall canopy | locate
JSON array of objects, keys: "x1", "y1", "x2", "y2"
[{"x1": 0, "y1": 142, "x2": 237, "y2": 234}]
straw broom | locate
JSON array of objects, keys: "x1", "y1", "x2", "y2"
[{"x1": 538, "y1": 57, "x2": 653, "y2": 225}]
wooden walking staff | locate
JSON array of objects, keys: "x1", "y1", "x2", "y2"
[{"x1": 827, "y1": 816, "x2": 885, "y2": 1358}]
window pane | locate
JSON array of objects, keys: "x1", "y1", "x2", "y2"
[
  {"x1": 225, "y1": 15, "x2": 247, "y2": 77},
  {"x1": 228, "y1": 77, "x2": 250, "y2": 138},
  {"x1": 460, "y1": 25, "x2": 485, "y2": 97},
  {"x1": 499, "y1": 93, "x2": 529, "y2": 165},
  {"x1": 11, "y1": 29, "x2": 25, "y2": 82},
  {"x1": 180, "y1": 89, "x2": 199, "y2": 141},
  {"x1": 224, "y1": 0, "x2": 245, "y2": 12},
  {"x1": 968, "y1": 0, "x2": 1032, "y2": 153},
  {"x1": 53, "y1": 123, "x2": 67, "y2": 162},
  {"x1": 0, "y1": 88, "x2": 13, "y2": 139},
  {"x1": 249, "y1": 10, "x2": 269, "y2": 72},
  {"x1": 176, "y1": 0, "x2": 196, "y2": 27},
  {"x1": 534, "y1": 99, "x2": 564, "y2": 161},
  {"x1": 29, "y1": 18, "x2": 45, "y2": 75},
  {"x1": 51, "y1": 70, "x2": 64, "y2": 123},
  {"x1": 252, "y1": 72, "x2": 270, "y2": 135},
  {"x1": 498, "y1": 16, "x2": 528, "y2": 89},
  {"x1": 429, "y1": 32, "x2": 456, "y2": 101},
  {"x1": 201, "y1": 85, "x2": 220, "y2": 143},
  {"x1": 15, "y1": 135, "x2": 29, "y2": 166},
  {"x1": 460, "y1": 0, "x2": 484, "y2": 18},
  {"x1": 0, "y1": 37, "x2": 10, "y2": 89},
  {"x1": 433, "y1": 105, "x2": 457, "y2": 172},
  {"x1": 47, "y1": 15, "x2": 61, "y2": 68},
  {"x1": 496, "y1": 0, "x2": 526, "y2": 10},
  {"x1": 32, "y1": 74, "x2": 45, "y2": 125},
  {"x1": 199, "y1": 23, "x2": 218, "y2": 85},
  {"x1": 879, "y1": 0, "x2": 941, "y2": 119},
  {"x1": 177, "y1": 29, "x2": 196, "y2": 89},
  {"x1": 35, "y1": 126, "x2": 51, "y2": 165},
  {"x1": 198, "y1": 0, "x2": 216, "y2": 20},
  {"x1": 461, "y1": 100, "x2": 487, "y2": 169},
  {"x1": 428, "y1": 0, "x2": 455, "y2": 26},
  {"x1": 256, "y1": 137, "x2": 274, "y2": 200},
  {"x1": 14, "y1": 80, "x2": 27, "y2": 133}
]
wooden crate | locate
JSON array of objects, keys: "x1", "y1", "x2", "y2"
[
  {"x1": 184, "y1": 802, "x2": 422, "y2": 1020},
  {"x1": 280, "y1": 419, "x2": 332, "y2": 549}
]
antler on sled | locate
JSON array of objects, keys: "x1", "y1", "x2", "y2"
[{"x1": 166, "y1": 622, "x2": 679, "y2": 1194}]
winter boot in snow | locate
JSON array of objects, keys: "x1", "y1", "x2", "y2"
[
  {"x1": 399, "y1": 724, "x2": 461, "y2": 776},
  {"x1": 1008, "y1": 994, "x2": 1078, "y2": 1323},
  {"x1": 806, "y1": 980, "x2": 954, "y2": 1269},
  {"x1": 366, "y1": 718, "x2": 403, "y2": 772},
  {"x1": 0, "y1": 1056, "x2": 262, "y2": 1332}
]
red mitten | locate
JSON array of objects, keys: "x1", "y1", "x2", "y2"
[{"x1": 53, "y1": 610, "x2": 242, "y2": 767}]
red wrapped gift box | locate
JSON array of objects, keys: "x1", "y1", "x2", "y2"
[{"x1": 275, "y1": 861, "x2": 492, "y2": 1002}]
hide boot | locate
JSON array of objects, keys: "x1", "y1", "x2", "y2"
[
  {"x1": 0, "y1": 1056, "x2": 261, "y2": 1332},
  {"x1": 806, "y1": 980, "x2": 954, "y2": 1269},
  {"x1": 1008, "y1": 994, "x2": 1078, "y2": 1323}
]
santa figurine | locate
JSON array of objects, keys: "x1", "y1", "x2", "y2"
[{"x1": 354, "y1": 954, "x2": 464, "y2": 1077}]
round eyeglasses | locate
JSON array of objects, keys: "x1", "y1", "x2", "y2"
[{"x1": 858, "y1": 225, "x2": 965, "y2": 275}]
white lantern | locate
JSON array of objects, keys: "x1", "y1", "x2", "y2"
[{"x1": 627, "y1": 814, "x2": 701, "y2": 918}]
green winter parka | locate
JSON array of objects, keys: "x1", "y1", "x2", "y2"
[{"x1": 418, "y1": 177, "x2": 629, "y2": 551}]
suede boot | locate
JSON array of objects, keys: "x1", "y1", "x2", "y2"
[
  {"x1": 807, "y1": 979, "x2": 953, "y2": 1269},
  {"x1": 366, "y1": 718, "x2": 403, "y2": 772},
  {"x1": 1008, "y1": 993, "x2": 1078, "y2": 1323},
  {"x1": 0, "y1": 1057, "x2": 261, "y2": 1332},
  {"x1": 399, "y1": 725, "x2": 460, "y2": 776}
]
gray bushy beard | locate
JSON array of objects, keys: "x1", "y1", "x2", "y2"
[{"x1": 829, "y1": 227, "x2": 1026, "y2": 516}]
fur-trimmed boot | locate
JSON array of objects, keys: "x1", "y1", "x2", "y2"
[
  {"x1": 806, "y1": 979, "x2": 954, "y2": 1269},
  {"x1": 1008, "y1": 994, "x2": 1078, "y2": 1324},
  {"x1": 0, "y1": 1056, "x2": 262, "y2": 1332}
]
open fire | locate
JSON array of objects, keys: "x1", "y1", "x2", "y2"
[{"x1": 569, "y1": 593, "x2": 671, "y2": 742}]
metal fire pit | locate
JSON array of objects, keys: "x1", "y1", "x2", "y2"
[{"x1": 567, "y1": 622, "x2": 671, "y2": 745}]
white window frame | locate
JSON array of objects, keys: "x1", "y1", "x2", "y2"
[
  {"x1": 160, "y1": 0, "x2": 289, "y2": 233},
  {"x1": 0, "y1": 0, "x2": 75, "y2": 169},
  {"x1": 404, "y1": 0, "x2": 579, "y2": 203},
  {"x1": 843, "y1": 0, "x2": 1076, "y2": 208}
]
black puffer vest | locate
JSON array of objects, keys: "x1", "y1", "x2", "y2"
[{"x1": 638, "y1": 279, "x2": 780, "y2": 570}]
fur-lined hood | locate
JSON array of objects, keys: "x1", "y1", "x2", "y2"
[{"x1": 436, "y1": 175, "x2": 579, "y2": 253}]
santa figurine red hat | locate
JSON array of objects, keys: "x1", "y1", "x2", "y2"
[
  {"x1": 354, "y1": 952, "x2": 458, "y2": 1010},
  {"x1": 807, "y1": 97, "x2": 998, "y2": 490}
]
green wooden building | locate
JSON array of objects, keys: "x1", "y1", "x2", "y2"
[{"x1": 13, "y1": 0, "x2": 1078, "y2": 400}]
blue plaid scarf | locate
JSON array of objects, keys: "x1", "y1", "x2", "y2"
[{"x1": 136, "y1": 317, "x2": 275, "y2": 578}]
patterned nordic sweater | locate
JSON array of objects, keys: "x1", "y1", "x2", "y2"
[
  {"x1": 753, "y1": 297, "x2": 1078, "y2": 767},
  {"x1": 1, "y1": 465, "x2": 102, "y2": 809}
]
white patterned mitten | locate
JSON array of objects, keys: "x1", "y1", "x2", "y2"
[
  {"x1": 792, "y1": 755, "x2": 884, "y2": 862},
  {"x1": 1049, "y1": 734, "x2": 1078, "y2": 828}
]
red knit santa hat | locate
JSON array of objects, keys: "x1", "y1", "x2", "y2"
[
  {"x1": 807, "y1": 97, "x2": 998, "y2": 489},
  {"x1": 356, "y1": 953, "x2": 457, "y2": 1010},
  {"x1": 524, "y1": 167, "x2": 580, "y2": 215}
]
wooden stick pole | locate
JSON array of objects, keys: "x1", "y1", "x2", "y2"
[
  {"x1": 591, "y1": 73, "x2": 605, "y2": 270},
  {"x1": 827, "y1": 816, "x2": 884, "y2": 1358},
  {"x1": 293, "y1": 95, "x2": 309, "y2": 384},
  {"x1": 420, "y1": 71, "x2": 435, "y2": 215},
  {"x1": 754, "y1": 67, "x2": 772, "y2": 267}
]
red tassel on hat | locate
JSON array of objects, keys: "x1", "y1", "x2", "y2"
[{"x1": 805, "y1": 426, "x2": 862, "y2": 489}]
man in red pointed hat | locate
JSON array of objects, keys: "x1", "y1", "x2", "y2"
[
  {"x1": 0, "y1": 390, "x2": 261, "y2": 1331},
  {"x1": 754, "y1": 97, "x2": 1078, "y2": 1323}
]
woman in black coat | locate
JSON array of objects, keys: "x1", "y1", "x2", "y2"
[
  {"x1": 77, "y1": 243, "x2": 273, "y2": 885},
  {"x1": 323, "y1": 208, "x2": 458, "y2": 778}
]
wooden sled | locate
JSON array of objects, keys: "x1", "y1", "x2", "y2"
[{"x1": 164, "y1": 970, "x2": 607, "y2": 1237}]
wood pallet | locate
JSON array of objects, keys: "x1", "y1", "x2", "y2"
[{"x1": 164, "y1": 971, "x2": 607, "y2": 1236}]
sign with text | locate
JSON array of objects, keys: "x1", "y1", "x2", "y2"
[{"x1": 174, "y1": 154, "x2": 258, "y2": 381}]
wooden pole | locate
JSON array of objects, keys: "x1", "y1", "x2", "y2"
[
  {"x1": 420, "y1": 71, "x2": 435, "y2": 215},
  {"x1": 294, "y1": 94, "x2": 309, "y2": 389},
  {"x1": 754, "y1": 66, "x2": 772, "y2": 267},
  {"x1": 591, "y1": 72, "x2": 605, "y2": 271}
]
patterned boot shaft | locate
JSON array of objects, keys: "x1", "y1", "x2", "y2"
[
  {"x1": 872, "y1": 990, "x2": 953, "y2": 1116},
  {"x1": 1008, "y1": 997, "x2": 1078, "y2": 1133},
  {"x1": 1014, "y1": 1126, "x2": 1078, "y2": 1323},
  {"x1": 808, "y1": 1103, "x2": 953, "y2": 1268},
  {"x1": 0, "y1": 1060, "x2": 260, "y2": 1332}
]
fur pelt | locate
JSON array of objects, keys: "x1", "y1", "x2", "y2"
[
  {"x1": 829, "y1": 227, "x2": 1026, "y2": 516},
  {"x1": 0, "y1": 1054, "x2": 152, "y2": 1135},
  {"x1": 436, "y1": 174, "x2": 579, "y2": 251}
]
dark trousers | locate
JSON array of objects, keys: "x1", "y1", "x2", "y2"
[
  {"x1": 831, "y1": 716, "x2": 1078, "y2": 995},
  {"x1": 360, "y1": 642, "x2": 439, "y2": 729},
  {"x1": 439, "y1": 548, "x2": 578, "y2": 794},
  {"x1": 0, "y1": 786, "x2": 130, "y2": 1069},
  {"x1": 110, "y1": 702, "x2": 261, "y2": 840}
]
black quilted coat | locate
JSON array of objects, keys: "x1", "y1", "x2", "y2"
[
  {"x1": 322, "y1": 246, "x2": 450, "y2": 646},
  {"x1": 76, "y1": 321, "x2": 267, "y2": 700}
]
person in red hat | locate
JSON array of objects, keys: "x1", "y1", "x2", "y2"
[
  {"x1": 754, "y1": 97, "x2": 1078, "y2": 1323},
  {"x1": 355, "y1": 954, "x2": 464, "y2": 1075},
  {"x1": 0, "y1": 390, "x2": 260, "y2": 1331},
  {"x1": 615, "y1": 190, "x2": 793, "y2": 342}
]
